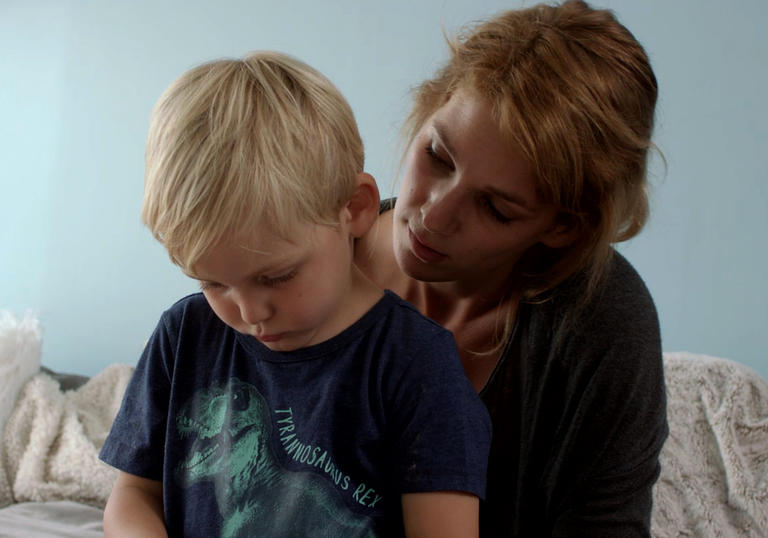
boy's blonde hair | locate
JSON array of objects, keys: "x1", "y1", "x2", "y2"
[{"x1": 142, "y1": 51, "x2": 364, "y2": 272}]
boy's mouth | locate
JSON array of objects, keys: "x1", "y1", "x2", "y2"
[{"x1": 254, "y1": 333, "x2": 285, "y2": 343}]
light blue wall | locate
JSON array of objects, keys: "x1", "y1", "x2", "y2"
[{"x1": 2, "y1": 0, "x2": 766, "y2": 378}]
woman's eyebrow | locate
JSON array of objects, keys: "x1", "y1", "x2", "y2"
[
  {"x1": 430, "y1": 121, "x2": 456, "y2": 156},
  {"x1": 487, "y1": 186, "x2": 533, "y2": 210}
]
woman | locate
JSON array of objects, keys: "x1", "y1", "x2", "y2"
[{"x1": 355, "y1": 1, "x2": 668, "y2": 536}]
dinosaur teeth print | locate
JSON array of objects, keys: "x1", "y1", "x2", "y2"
[
  {"x1": 174, "y1": 378, "x2": 377, "y2": 537},
  {"x1": 183, "y1": 443, "x2": 220, "y2": 470}
]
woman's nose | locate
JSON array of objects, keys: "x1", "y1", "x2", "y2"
[{"x1": 421, "y1": 183, "x2": 462, "y2": 234}]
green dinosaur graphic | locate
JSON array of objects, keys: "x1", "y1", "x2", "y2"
[{"x1": 175, "y1": 378, "x2": 377, "y2": 538}]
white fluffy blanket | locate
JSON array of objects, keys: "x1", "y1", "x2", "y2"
[
  {"x1": 651, "y1": 352, "x2": 768, "y2": 537},
  {"x1": 1, "y1": 365, "x2": 133, "y2": 508},
  {"x1": 0, "y1": 310, "x2": 133, "y2": 508}
]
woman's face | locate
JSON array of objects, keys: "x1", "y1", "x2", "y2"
[{"x1": 393, "y1": 88, "x2": 564, "y2": 293}]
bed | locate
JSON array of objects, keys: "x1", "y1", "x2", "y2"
[{"x1": 2, "y1": 311, "x2": 767, "y2": 537}]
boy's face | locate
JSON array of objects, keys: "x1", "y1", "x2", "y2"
[{"x1": 192, "y1": 218, "x2": 358, "y2": 352}]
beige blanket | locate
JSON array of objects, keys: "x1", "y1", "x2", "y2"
[
  {"x1": 652, "y1": 352, "x2": 768, "y2": 537},
  {"x1": 0, "y1": 365, "x2": 133, "y2": 508}
]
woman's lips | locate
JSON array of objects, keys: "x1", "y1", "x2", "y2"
[{"x1": 408, "y1": 228, "x2": 448, "y2": 263}]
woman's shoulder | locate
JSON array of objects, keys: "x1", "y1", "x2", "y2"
[
  {"x1": 379, "y1": 197, "x2": 396, "y2": 214},
  {"x1": 548, "y1": 250, "x2": 656, "y2": 321},
  {"x1": 524, "y1": 250, "x2": 660, "y2": 360},
  {"x1": 591, "y1": 250, "x2": 657, "y2": 320}
]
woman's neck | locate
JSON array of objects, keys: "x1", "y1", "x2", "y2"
[
  {"x1": 402, "y1": 278, "x2": 510, "y2": 329},
  {"x1": 405, "y1": 279, "x2": 519, "y2": 392},
  {"x1": 355, "y1": 210, "x2": 518, "y2": 390}
]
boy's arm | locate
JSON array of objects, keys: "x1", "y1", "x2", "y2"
[
  {"x1": 103, "y1": 471, "x2": 167, "y2": 538},
  {"x1": 402, "y1": 491, "x2": 479, "y2": 538}
]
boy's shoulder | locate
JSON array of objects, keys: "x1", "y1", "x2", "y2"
[
  {"x1": 164, "y1": 292, "x2": 210, "y2": 315},
  {"x1": 159, "y1": 292, "x2": 220, "y2": 330},
  {"x1": 380, "y1": 289, "x2": 448, "y2": 333},
  {"x1": 372, "y1": 290, "x2": 458, "y2": 359}
]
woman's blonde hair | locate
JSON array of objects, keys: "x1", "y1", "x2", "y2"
[
  {"x1": 142, "y1": 51, "x2": 364, "y2": 273},
  {"x1": 405, "y1": 0, "x2": 658, "y2": 302}
]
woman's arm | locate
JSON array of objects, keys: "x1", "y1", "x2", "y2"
[
  {"x1": 402, "y1": 491, "x2": 479, "y2": 538},
  {"x1": 546, "y1": 256, "x2": 668, "y2": 536},
  {"x1": 103, "y1": 471, "x2": 167, "y2": 538}
]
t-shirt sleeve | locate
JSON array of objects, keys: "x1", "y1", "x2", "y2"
[
  {"x1": 383, "y1": 321, "x2": 492, "y2": 499},
  {"x1": 99, "y1": 314, "x2": 174, "y2": 480},
  {"x1": 549, "y1": 265, "x2": 668, "y2": 536}
]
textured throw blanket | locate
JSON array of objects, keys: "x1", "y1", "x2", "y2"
[
  {"x1": 0, "y1": 310, "x2": 135, "y2": 509},
  {"x1": 0, "y1": 365, "x2": 133, "y2": 508},
  {"x1": 651, "y1": 352, "x2": 768, "y2": 537}
]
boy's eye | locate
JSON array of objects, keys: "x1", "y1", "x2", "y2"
[
  {"x1": 258, "y1": 268, "x2": 298, "y2": 287},
  {"x1": 199, "y1": 281, "x2": 224, "y2": 291}
]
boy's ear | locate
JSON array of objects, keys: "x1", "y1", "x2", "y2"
[
  {"x1": 345, "y1": 172, "x2": 380, "y2": 238},
  {"x1": 540, "y1": 211, "x2": 581, "y2": 249}
]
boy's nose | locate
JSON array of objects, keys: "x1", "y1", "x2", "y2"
[{"x1": 235, "y1": 292, "x2": 273, "y2": 326}]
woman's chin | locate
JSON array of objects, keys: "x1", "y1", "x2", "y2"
[{"x1": 394, "y1": 246, "x2": 454, "y2": 283}]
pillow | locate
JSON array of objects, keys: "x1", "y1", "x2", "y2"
[
  {"x1": 0, "y1": 311, "x2": 43, "y2": 506},
  {"x1": 0, "y1": 311, "x2": 42, "y2": 431}
]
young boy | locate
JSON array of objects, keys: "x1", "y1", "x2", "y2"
[{"x1": 99, "y1": 51, "x2": 490, "y2": 538}]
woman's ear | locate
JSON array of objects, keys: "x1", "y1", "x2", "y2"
[
  {"x1": 345, "y1": 172, "x2": 380, "y2": 238},
  {"x1": 540, "y1": 212, "x2": 581, "y2": 249}
]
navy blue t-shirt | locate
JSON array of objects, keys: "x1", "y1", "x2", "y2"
[{"x1": 100, "y1": 290, "x2": 491, "y2": 537}]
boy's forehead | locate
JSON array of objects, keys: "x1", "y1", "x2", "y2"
[
  {"x1": 216, "y1": 220, "x2": 332, "y2": 261},
  {"x1": 227, "y1": 220, "x2": 315, "y2": 252},
  {"x1": 188, "y1": 231, "x2": 305, "y2": 281}
]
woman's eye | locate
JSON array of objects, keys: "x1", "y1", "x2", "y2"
[
  {"x1": 260, "y1": 268, "x2": 298, "y2": 287},
  {"x1": 424, "y1": 145, "x2": 454, "y2": 171},
  {"x1": 481, "y1": 196, "x2": 513, "y2": 224}
]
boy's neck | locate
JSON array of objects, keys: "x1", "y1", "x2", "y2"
[{"x1": 339, "y1": 264, "x2": 386, "y2": 327}]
